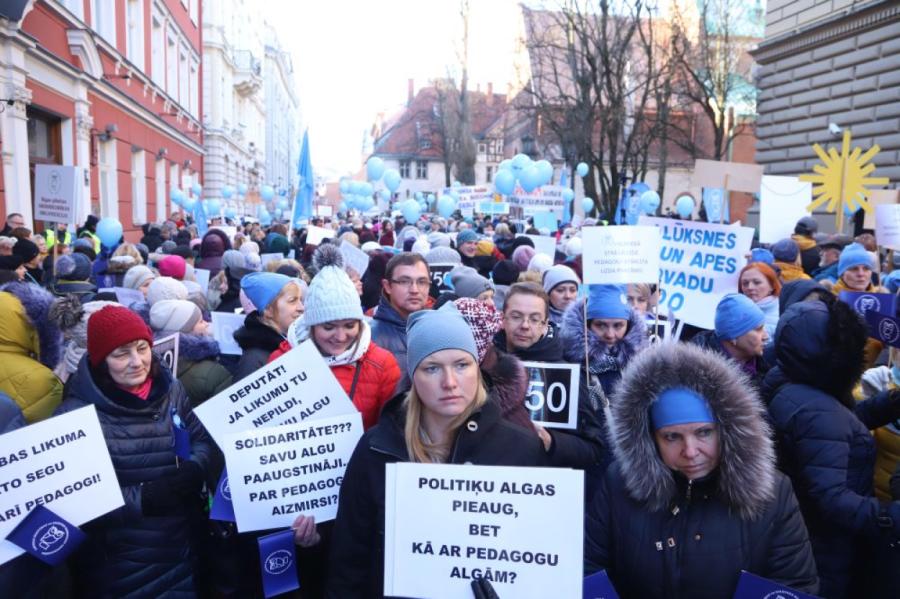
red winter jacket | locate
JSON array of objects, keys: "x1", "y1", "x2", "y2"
[{"x1": 269, "y1": 340, "x2": 401, "y2": 430}]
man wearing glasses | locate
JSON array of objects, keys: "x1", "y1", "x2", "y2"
[
  {"x1": 1, "y1": 213, "x2": 26, "y2": 236},
  {"x1": 372, "y1": 252, "x2": 433, "y2": 393},
  {"x1": 494, "y1": 282, "x2": 608, "y2": 496}
]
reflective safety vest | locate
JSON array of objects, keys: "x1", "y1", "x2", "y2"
[{"x1": 44, "y1": 229, "x2": 72, "y2": 249}]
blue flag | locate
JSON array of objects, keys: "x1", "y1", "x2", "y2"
[
  {"x1": 865, "y1": 310, "x2": 900, "y2": 348},
  {"x1": 732, "y1": 571, "x2": 817, "y2": 598},
  {"x1": 192, "y1": 197, "x2": 209, "y2": 236},
  {"x1": 291, "y1": 129, "x2": 315, "y2": 227},
  {"x1": 210, "y1": 470, "x2": 236, "y2": 522},
  {"x1": 6, "y1": 505, "x2": 87, "y2": 565},
  {"x1": 171, "y1": 408, "x2": 191, "y2": 460},
  {"x1": 702, "y1": 187, "x2": 730, "y2": 223},
  {"x1": 258, "y1": 529, "x2": 300, "y2": 598},
  {"x1": 583, "y1": 570, "x2": 620, "y2": 599},
  {"x1": 838, "y1": 291, "x2": 897, "y2": 318}
]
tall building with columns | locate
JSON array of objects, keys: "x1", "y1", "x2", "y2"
[{"x1": 263, "y1": 22, "x2": 299, "y2": 199}]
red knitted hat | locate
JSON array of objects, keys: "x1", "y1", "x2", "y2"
[{"x1": 87, "y1": 305, "x2": 154, "y2": 368}]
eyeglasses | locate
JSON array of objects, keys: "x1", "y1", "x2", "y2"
[
  {"x1": 505, "y1": 313, "x2": 546, "y2": 327},
  {"x1": 390, "y1": 277, "x2": 431, "y2": 289}
]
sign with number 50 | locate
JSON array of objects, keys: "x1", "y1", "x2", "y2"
[{"x1": 520, "y1": 362, "x2": 580, "y2": 430}]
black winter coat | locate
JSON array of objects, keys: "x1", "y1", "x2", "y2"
[
  {"x1": 233, "y1": 311, "x2": 285, "y2": 381},
  {"x1": 370, "y1": 295, "x2": 411, "y2": 393},
  {"x1": 690, "y1": 329, "x2": 770, "y2": 388},
  {"x1": 326, "y1": 395, "x2": 547, "y2": 598},
  {"x1": 56, "y1": 356, "x2": 215, "y2": 598}
]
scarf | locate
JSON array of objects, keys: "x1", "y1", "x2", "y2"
[{"x1": 288, "y1": 317, "x2": 371, "y2": 367}]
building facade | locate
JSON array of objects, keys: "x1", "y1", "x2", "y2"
[
  {"x1": 0, "y1": 0, "x2": 204, "y2": 239},
  {"x1": 263, "y1": 22, "x2": 299, "y2": 199}
]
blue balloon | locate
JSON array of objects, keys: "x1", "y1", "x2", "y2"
[
  {"x1": 401, "y1": 199, "x2": 421, "y2": 222},
  {"x1": 562, "y1": 188, "x2": 575, "y2": 203},
  {"x1": 170, "y1": 188, "x2": 184, "y2": 206},
  {"x1": 206, "y1": 199, "x2": 221, "y2": 214},
  {"x1": 225, "y1": 208, "x2": 236, "y2": 219},
  {"x1": 360, "y1": 182, "x2": 374, "y2": 197},
  {"x1": 379, "y1": 189, "x2": 391, "y2": 202},
  {"x1": 277, "y1": 199, "x2": 289, "y2": 210},
  {"x1": 511, "y1": 153, "x2": 531, "y2": 173},
  {"x1": 581, "y1": 197, "x2": 594, "y2": 214},
  {"x1": 366, "y1": 157, "x2": 385, "y2": 181},
  {"x1": 237, "y1": 183, "x2": 248, "y2": 195},
  {"x1": 639, "y1": 190, "x2": 660, "y2": 214},
  {"x1": 362, "y1": 197, "x2": 375, "y2": 211},
  {"x1": 221, "y1": 185, "x2": 234, "y2": 200},
  {"x1": 260, "y1": 185, "x2": 275, "y2": 201},
  {"x1": 260, "y1": 214, "x2": 272, "y2": 226},
  {"x1": 191, "y1": 182, "x2": 202, "y2": 196},
  {"x1": 494, "y1": 169, "x2": 516, "y2": 195},
  {"x1": 339, "y1": 201, "x2": 348, "y2": 212},
  {"x1": 339, "y1": 179, "x2": 350, "y2": 194},
  {"x1": 182, "y1": 195, "x2": 196, "y2": 210},
  {"x1": 535, "y1": 160, "x2": 554, "y2": 186},
  {"x1": 676, "y1": 195, "x2": 694, "y2": 218},
  {"x1": 96, "y1": 217, "x2": 123, "y2": 248},
  {"x1": 519, "y1": 165, "x2": 542, "y2": 193},
  {"x1": 576, "y1": 162, "x2": 589, "y2": 177},
  {"x1": 437, "y1": 195, "x2": 456, "y2": 218},
  {"x1": 413, "y1": 191, "x2": 423, "y2": 201},
  {"x1": 383, "y1": 169, "x2": 401, "y2": 192},
  {"x1": 498, "y1": 159, "x2": 513, "y2": 171},
  {"x1": 451, "y1": 180, "x2": 462, "y2": 187}
]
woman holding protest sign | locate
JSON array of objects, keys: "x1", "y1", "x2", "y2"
[
  {"x1": 327, "y1": 303, "x2": 547, "y2": 597},
  {"x1": 585, "y1": 343, "x2": 819, "y2": 597},
  {"x1": 738, "y1": 261, "x2": 781, "y2": 340},
  {"x1": 56, "y1": 305, "x2": 214, "y2": 597}
]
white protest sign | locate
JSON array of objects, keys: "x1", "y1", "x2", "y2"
[
  {"x1": 521, "y1": 362, "x2": 580, "y2": 430},
  {"x1": 222, "y1": 412, "x2": 363, "y2": 532},
  {"x1": 194, "y1": 267, "x2": 210, "y2": 292},
  {"x1": 442, "y1": 186, "x2": 493, "y2": 217},
  {"x1": 517, "y1": 234, "x2": 556, "y2": 259},
  {"x1": 758, "y1": 176, "x2": 812, "y2": 244},
  {"x1": 211, "y1": 226, "x2": 237, "y2": 244},
  {"x1": 581, "y1": 226, "x2": 661, "y2": 284},
  {"x1": 340, "y1": 242, "x2": 370, "y2": 277},
  {"x1": 638, "y1": 216, "x2": 753, "y2": 330},
  {"x1": 211, "y1": 312, "x2": 245, "y2": 355},
  {"x1": 153, "y1": 333, "x2": 180, "y2": 375},
  {"x1": 306, "y1": 225, "x2": 336, "y2": 246},
  {"x1": 384, "y1": 463, "x2": 583, "y2": 599},
  {"x1": 876, "y1": 204, "x2": 900, "y2": 250},
  {"x1": 315, "y1": 205, "x2": 333, "y2": 217},
  {"x1": 194, "y1": 340, "x2": 357, "y2": 448},
  {"x1": 0, "y1": 405, "x2": 124, "y2": 565},
  {"x1": 33, "y1": 165, "x2": 81, "y2": 224},
  {"x1": 260, "y1": 253, "x2": 283, "y2": 268},
  {"x1": 508, "y1": 185, "x2": 567, "y2": 217},
  {"x1": 113, "y1": 287, "x2": 144, "y2": 307}
]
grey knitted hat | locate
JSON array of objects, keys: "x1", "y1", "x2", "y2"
[{"x1": 406, "y1": 303, "x2": 478, "y2": 376}]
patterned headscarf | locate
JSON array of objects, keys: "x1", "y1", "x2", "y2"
[{"x1": 453, "y1": 297, "x2": 503, "y2": 363}]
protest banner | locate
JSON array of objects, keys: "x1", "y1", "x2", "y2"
[
  {"x1": 222, "y1": 412, "x2": 363, "y2": 532},
  {"x1": 442, "y1": 186, "x2": 493, "y2": 217},
  {"x1": 33, "y1": 165, "x2": 81, "y2": 224},
  {"x1": 211, "y1": 312, "x2": 245, "y2": 356},
  {"x1": 194, "y1": 340, "x2": 357, "y2": 448},
  {"x1": 532, "y1": 211, "x2": 558, "y2": 232},
  {"x1": 384, "y1": 463, "x2": 583, "y2": 599},
  {"x1": 638, "y1": 216, "x2": 754, "y2": 330},
  {"x1": 194, "y1": 268, "x2": 210, "y2": 292},
  {"x1": 581, "y1": 226, "x2": 661, "y2": 285},
  {"x1": 838, "y1": 291, "x2": 897, "y2": 318},
  {"x1": 508, "y1": 185, "x2": 567, "y2": 218},
  {"x1": 153, "y1": 333, "x2": 180, "y2": 375},
  {"x1": 758, "y1": 176, "x2": 812, "y2": 244},
  {"x1": 429, "y1": 263, "x2": 456, "y2": 292},
  {"x1": 864, "y1": 189, "x2": 900, "y2": 229},
  {"x1": 340, "y1": 242, "x2": 370, "y2": 277},
  {"x1": 521, "y1": 362, "x2": 580, "y2": 430},
  {"x1": 0, "y1": 405, "x2": 124, "y2": 565},
  {"x1": 517, "y1": 234, "x2": 556, "y2": 259},
  {"x1": 113, "y1": 287, "x2": 144, "y2": 307},
  {"x1": 260, "y1": 253, "x2": 283, "y2": 268},
  {"x1": 732, "y1": 571, "x2": 817, "y2": 599},
  {"x1": 306, "y1": 225, "x2": 336, "y2": 246},
  {"x1": 479, "y1": 201, "x2": 511, "y2": 215},
  {"x1": 876, "y1": 203, "x2": 900, "y2": 251},
  {"x1": 864, "y1": 310, "x2": 900, "y2": 349}
]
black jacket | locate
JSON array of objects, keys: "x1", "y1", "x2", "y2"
[
  {"x1": 326, "y1": 395, "x2": 547, "y2": 598},
  {"x1": 689, "y1": 329, "x2": 770, "y2": 388},
  {"x1": 586, "y1": 343, "x2": 818, "y2": 597},
  {"x1": 233, "y1": 311, "x2": 285, "y2": 381},
  {"x1": 370, "y1": 295, "x2": 411, "y2": 393},
  {"x1": 56, "y1": 357, "x2": 215, "y2": 598}
]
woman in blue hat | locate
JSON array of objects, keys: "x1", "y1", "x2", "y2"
[{"x1": 691, "y1": 293, "x2": 770, "y2": 386}]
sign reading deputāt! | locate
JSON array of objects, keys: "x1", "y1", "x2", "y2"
[
  {"x1": 581, "y1": 226, "x2": 661, "y2": 284},
  {"x1": 638, "y1": 216, "x2": 753, "y2": 330},
  {"x1": 508, "y1": 185, "x2": 567, "y2": 217},
  {"x1": 194, "y1": 340, "x2": 357, "y2": 448},
  {"x1": 442, "y1": 186, "x2": 493, "y2": 217},
  {"x1": 521, "y1": 362, "x2": 580, "y2": 430},
  {"x1": 222, "y1": 412, "x2": 363, "y2": 532},
  {"x1": 384, "y1": 463, "x2": 583, "y2": 599},
  {"x1": 0, "y1": 406, "x2": 124, "y2": 565},
  {"x1": 33, "y1": 165, "x2": 82, "y2": 224}
]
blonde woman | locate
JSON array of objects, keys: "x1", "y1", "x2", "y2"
[{"x1": 326, "y1": 303, "x2": 546, "y2": 597}]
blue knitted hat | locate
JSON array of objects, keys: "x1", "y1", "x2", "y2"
[
  {"x1": 650, "y1": 387, "x2": 715, "y2": 430},
  {"x1": 838, "y1": 242, "x2": 870, "y2": 276},
  {"x1": 241, "y1": 272, "x2": 293, "y2": 313},
  {"x1": 406, "y1": 303, "x2": 478, "y2": 376},
  {"x1": 456, "y1": 229, "x2": 479, "y2": 245},
  {"x1": 750, "y1": 248, "x2": 774, "y2": 265},
  {"x1": 586, "y1": 284, "x2": 630, "y2": 320},
  {"x1": 714, "y1": 293, "x2": 765, "y2": 340}
]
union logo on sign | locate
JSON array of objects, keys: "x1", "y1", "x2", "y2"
[
  {"x1": 264, "y1": 549, "x2": 293, "y2": 575},
  {"x1": 855, "y1": 295, "x2": 880, "y2": 314},
  {"x1": 32, "y1": 522, "x2": 68, "y2": 556},
  {"x1": 220, "y1": 476, "x2": 231, "y2": 501},
  {"x1": 762, "y1": 591, "x2": 799, "y2": 599},
  {"x1": 879, "y1": 318, "x2": 900, "y2": 344},
  {"x1": 48, "y1": 170, "x2": 62, "y2": 195}
]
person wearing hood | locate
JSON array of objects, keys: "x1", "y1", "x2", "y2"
[
  {"x1": 543, "y1": 264, "x2": 580, "y2": 326},
  {"x1": 792, "y1": 216, "x2": 820, "y2": 275},
  {"x1": 738, "y1": 261, "x2": 781, "y2": 339},
  {"x1": 51, "y1": 253, "x2": 97, "y2": 302},
  {"x1": 140, "y1": 224, "x2": 164, "y2": 253},
  {"x1": 772, "y1": 238, "x2": 811, "y2": 282},
  {"x1": 12, "y1": 237, "x2": 42, "y2": 285},
  {"x1": 233, "y1": 272, "x2": 305, "y2": 380},
  {"x1": 55, "y1": 305, "x2": 214, "y2": 597},
  {"x1": 196, "y1": 229, "x2": 232, "y2": 276},
  {"x1": 585, "y1": 343, "x2": 819, "y2": 597},
  {"x1": 560, "y1": 284, "x2": 648, "y2": 398},
  {"x1": 0, "y1": 282, "x2": 63, "y2": 421},
  {"x1": 762, "y1": 299, "x2": 900, "y2": 598},
  {"x1": 691, "y1": 294, "x2": 770, "y2": 387},
  {"x1": 150, "y1": 299, "x2": 232, "y2": 407},
  {"x1": 327, "y1": 303, "x2": 547, "y2": 597}
]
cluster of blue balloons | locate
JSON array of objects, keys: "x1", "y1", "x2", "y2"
[
  {"x1": 494, "y1": 154, "x2": 555, "y2": 195},
  {"x1": 366, "y1": 156, "x2": 402, "y2": 194}
]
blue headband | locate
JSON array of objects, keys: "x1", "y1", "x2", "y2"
[{"x1": 650, "y1": 387, "x2": 715, "y2": 430}]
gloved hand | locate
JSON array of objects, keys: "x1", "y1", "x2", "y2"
[
  {"x1": 861, "y1": 366, "x2": 892, "y2": 399},
  {"x1": 891, "y1": 461, "x2": 900, "y2": 502},
  {"x1": 471, "y1": 578, "x2": 500, "y2": 599}
]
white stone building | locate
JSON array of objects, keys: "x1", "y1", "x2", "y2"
[{"x1": 263, "y1": 23, "x2": 299, "y2": 199}]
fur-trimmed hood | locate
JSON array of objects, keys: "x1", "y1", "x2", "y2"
[
  {"x1": 608, "y1": 343, "x2": 776, "y2": 520},
  {"x1": 559, "y1": 297, "x2": 647, "y2": 371},
  {"x1": 0, "y1": 282, "x2": 62, "y2": 368}
]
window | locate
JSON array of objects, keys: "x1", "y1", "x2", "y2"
[
  {"x1": 189, "y1": 0, "x2": 198, "y2": 24},
  {"x1": 170, "y1": 162, "x2": 180, "y2": 198},
  {"x1": 62, "y1": 0, "x2": 84, "y2": 19},
  {"x1": 166, "y1": 29, "x2": 178, "y2": 96},
  {"x1": 399, "y1": 160, "x2": 411, "y2": 179},
  {"x1": 415, "y1": 122, "x2": 432, "y2": 150},
  {"x1": 155, "y1": 158, "x2": 166, "y2": 222},
  {"x1": 132, "y1": 150, "x2": 147, "y2": 225},
  {"x1": 189, "y1": 57, "x2": 199, "y2": 116},
  {"x1": 416, "y1": 160, "x2": 428, "y2": 180},
  {"x1": 91, "y1": 0, "x2": 116, "y2": 45},
  {"x1": 126, "y1": 0, "x2": 145, "y2": 69},
  {"x1": 179, "y1": 46, "x2": 189, "y2": 107},
  {"x1": 478, "y1": 143, "x2": 486, "y2": 154},
  {"x1": 99, "y1": 139, "x2": 119, "y2": 220},
  {"x1": 486, "y1": 166, "x2": 494, "y2": 183},
  {"x1": 151, "y1": 12, "x2": 165, "y2": 87}
]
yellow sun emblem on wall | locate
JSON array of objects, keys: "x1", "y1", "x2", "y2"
[{"x1": 799, "y1": 129, "x2": 889, "y2": 228}]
